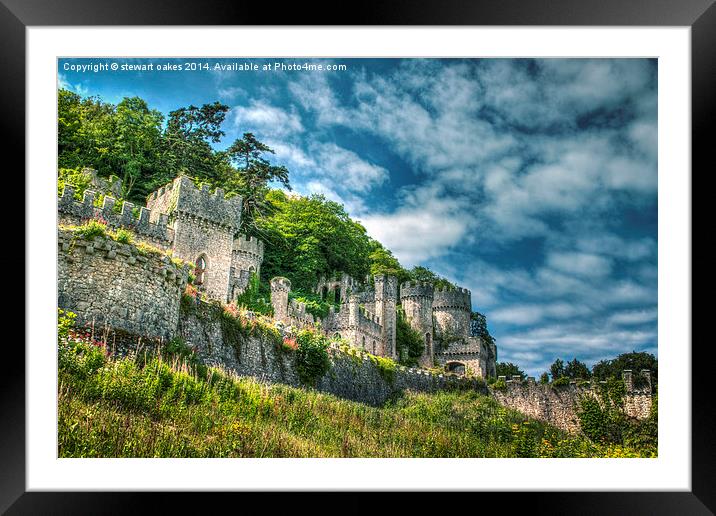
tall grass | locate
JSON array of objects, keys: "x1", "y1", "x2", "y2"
[{"x1": 58, "y1": 337, "x2": 649, "y2": 458}]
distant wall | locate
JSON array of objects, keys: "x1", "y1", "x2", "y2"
[
  {"x1": 489, "y1": 376, "x2": 653, "y2": 433},
  {"x1": 57, "y1": 229, "x2": 189, "y2": 340}
]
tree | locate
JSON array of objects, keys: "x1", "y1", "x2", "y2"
[
  {"x1": 407, "y1": 266, "x2": 455, "y2": 289},
  {"x1": 592, "y1": 351, "x2": 658, "y2": 386},
  {"x1": 496, "y1": 362, "x2": 525, "y2": 379},
  {"x1": 226, "y1": 132, "x2": 291, "y2": 232},
  {"x1": 162, "y1": 101, "x2": 229, "y2": 179},
  {"x1": 368, "y1": 242, "x2": 410, "y2": 283},
  {"x1": 112, "y1": 97, "x2": 163, "y2": 199},
  {"x1": 470, "y1": 312, "x2": 496, "y2": 348},
  {"x1": 396, "y1": 308, "x2": 424, "y2": 367},
  {"x1": 549, "y1": 358, "x2": 565, "y2": 381},
  {"x1": 539, "y1": 372, "x2": 550, "y2": 384},
  {"x1": 564, "y1": 358, "x2": 591, "y2": 379},
  {"x1": 255, "y1": 190, "x2": 373, "y2": 292}
]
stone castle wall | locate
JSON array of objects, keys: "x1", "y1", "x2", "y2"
[
  {"x1": 58, "y1": 186, "x2": 174, "y2": 250},
  {"x1": 177, "y1": 301, "x2": 487, "y2": 406},
  {"x1": 489, "y1": 376, "x2": 654, "y2": 433},
  {"x1": 57, "y1": 229, "x2": 189, "y2": 340}
]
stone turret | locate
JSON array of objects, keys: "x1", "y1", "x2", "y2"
[
  {"x1": 433, "y1": 286, "x2": 472, "y2": 343},
  {"x1": 400, "y1": 281, "x2": 435, "y2": 368},
  {"x1": 270, "y1": 277, "x2": 291, "y2": 323}
]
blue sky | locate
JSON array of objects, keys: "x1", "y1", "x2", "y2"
[{"x1": 59, "y1": 58, "x2": 658, "y2": 376}]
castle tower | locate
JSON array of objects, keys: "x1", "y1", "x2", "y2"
[
  {"x1": 146, "y1": 176, "x2": 243, "y2": 302},
  {"x1": 432, "y1": 287, "x2": 472, "y2": 345},
  {"x1": 348, "y1": 293, "x2": 361, "y2": 328},
  {"x1": 270, "y1": 277, "x2": 291, "y2": 323},
  {"x1": 399, "y1": 281, "x2": 435, "y2": 368},
  {"x1": 230, "y1": 234, "x2": 264, "y2": 300},
  {"x1": 374, "y1": 275, "x2": 398, "y2": 359}
]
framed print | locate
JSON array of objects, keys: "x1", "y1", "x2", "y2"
[{"x1": 5, "y1": 0, "x2": 711, "y2": 513}]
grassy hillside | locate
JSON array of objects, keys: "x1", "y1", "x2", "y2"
[{"x1": 58, "y1": 328, "x2": 649, "y2": 458}]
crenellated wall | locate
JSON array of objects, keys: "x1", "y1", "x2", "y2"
[
  {"x1": 57, "y1": 228, "x2": 189, "y2": 340},
  {"x1": 58, "y1": 186, "x2": 174, "y2": 249}
]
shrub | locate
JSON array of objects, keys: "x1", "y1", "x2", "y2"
[
  {"x1": 235, "y1": 272, "x2": 273, "y2": 316},
  {"x1": 552, "y1": 376, "x2": 570, "y2": 387},
  {"x1": 58, "y1": 308, "x2": 77, "y2": 340},
  {"x1": 74, "y1": 219, "x2": 108, "y2": 240},
  {"x1": 113, "y1": 228, "x2": 133, "y2": 244},
  {"x1": 492, "y1": 378, "x2": 507, "y2": 390},
  {"x1": 294, "y1": 329, "x2": 331, "y2": 386},
  {"x1": 370, "y1": 354, "x2": 397, "y2": 385}
]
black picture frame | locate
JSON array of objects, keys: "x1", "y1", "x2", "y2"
[{"x1": 4, "y1": 0, "x2": 710, "y2": 513}]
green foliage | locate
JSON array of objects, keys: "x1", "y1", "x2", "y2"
[
  {"x1": 255, "y1": 190, "x2": 374, "y2": 292},
  {"x1": 396, "y1": 307, "x2": 424, "y2": 367},
  {"x1": 551, "y1": 376, "x2": 570, "y2": 387},
  {"x1": 294, "y1": 329, "x2": 331, "y2": 386},
  {"x1": 470, "y1": 311, "x2": 496, "y2": 348},
  {"x1": 289, "y1": 290, "x2": 336, "y2": 320},
  {"x1": 592, "y1": 351, "x2": 658, "y2": 387},
  {"x1": 235, "y1": 272, "x2": 273, "y2": 316},
  {"x1": 549, "y1": 358, "x2": 565, "y2": 380},
  {"x1": 564, "y1": 357, "x2": 591, "y2": 379},
  {"x1": 74, "y1": 219, "x2": 109, "y2": 240},
  {"x1": 114, "y1": 228, "x2": 133, "y2": 244},
  {"x1": 369, "y1": 354, "x2": 397, "y2": 385},
  {"x1": 58, "y1": 167, "x2": 93, "y2": 199},
  {"x1": 368, "y1": 242, "x2": 411, "y2": 284},
  {"x1": 539, "y1": 372, "x2": 550, "y2": 384},
  {"x1": 577, "y1": 378, "x2": 627, "y2": 445},
  {"x1": 58, "y1": 308, "x2": 77, "y2": 340},
  {"x1": 496, "y1": 362, "x2": 524, "y2": 379},
  {"x1": 57, "y1": 334, "x2": 653, "y2": 458},
  {"x1": 407, "y1": 266, "x2": 455, "y2": 289},
  {"x1": 492, "y1": 377, "x2": 507, "y2": 390}
]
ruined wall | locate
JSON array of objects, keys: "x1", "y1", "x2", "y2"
[
  {"x1": 177, "y1": 301, "x2": 487, "y2": 406},
  {"x1": 57, "y1": 229, "x2": 189, "y2": 340},
  {"x1": 230, "y1": 234, "x2": 264, "y2": 300},
  {"x1": 489, "y1": 375, "x2": 654, "y2": 433}
]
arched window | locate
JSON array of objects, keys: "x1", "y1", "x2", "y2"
[
  {"x1": 372, "y1": 340, "x2": 376, "y2": 354},
  {"x1": 362, "y1": 336, "x2": 366, "y2": 349},
  {"x1": 195, "y1": 255, "x2": 207, "y2": 286},
  {"x1": 425, "y1": 333, "x2": 432, "y2": 355}
]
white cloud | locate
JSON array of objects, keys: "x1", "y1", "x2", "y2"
[
  {"x1": 546, "y1": 252, "x2": 612, "y2": 278},
  {"x1": 231, "y1": 100, "x2": 304, "y2": 138},
  {"x1": 608, "y1": 308, "x2": 658, "y2": 326}
]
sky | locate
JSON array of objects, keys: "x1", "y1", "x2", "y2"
[{"x1": 58, "y1": 57, "x2": 658, "y2": 377}]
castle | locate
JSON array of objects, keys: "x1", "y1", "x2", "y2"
[{"x1": 58, "y1": 172, "x2": 496, "y2": 379}]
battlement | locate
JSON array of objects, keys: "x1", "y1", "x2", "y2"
[
  {"x1": 433, "y1": 287, "x2": 472, "y2": 311},
  {"x1": 146, "y1": 175, "x2": 243, "y2": 231},
  {"x1": 399, "y1": 281, "x2": 435, "y2": 300},
  {"x1": 58, "y1": 186, "x2": 172, "y2": 243},
  {"x1": 233, "y1": 234, "x2": 264, "y2": 258}
]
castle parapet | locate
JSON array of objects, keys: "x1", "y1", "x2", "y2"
[
  {"x1": 59, "y1": 186, "x2": 172, "y2": 243},
  {"x1": 233, "y1": 234, "x2": 264, "y2": 259},
  {"x1": 147, "y1": 175, "x2": 243, "y2": 231},
  {"x1": 399, "y1": 281, "x2": 435, "y2": 300},
  {"x1": 433, "y1": 286, "x2": 471, "y2": 311}
]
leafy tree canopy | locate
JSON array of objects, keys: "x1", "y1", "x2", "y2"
[{"x1": 496, "y1": 362, "x2": 525, "y2": 379}]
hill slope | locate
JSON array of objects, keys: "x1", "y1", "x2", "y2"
[{"x1": 58, "y1": 335, "x2": 647, "y2": 458}]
